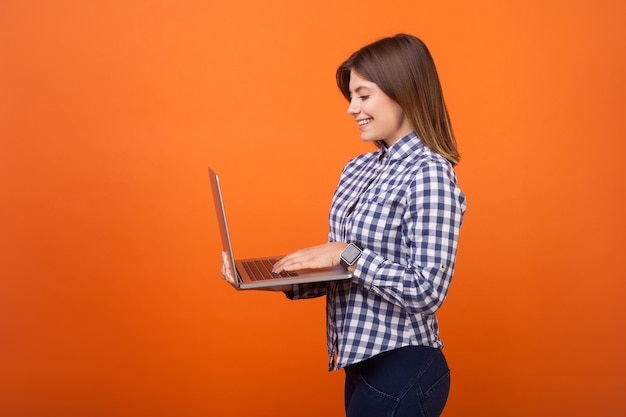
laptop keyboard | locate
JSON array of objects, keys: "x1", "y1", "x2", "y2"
[{"x1": 242, "y1": 258, "x2": 299, "y2": 281}]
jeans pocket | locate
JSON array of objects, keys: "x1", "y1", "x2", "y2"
[
  {"x1": 421, "y1": 371, "x2": 450, "y2": 417},
  {"x1": 345, "y1": 367, "x2": 399, "y2": 417}
]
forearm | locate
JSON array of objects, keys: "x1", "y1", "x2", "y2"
[
  {"x1": 351, "y1": 248, "x2": 454, "y2": 314},
  {"x1": 284, "y1": 282, "x2": 329, "y2": 300}
]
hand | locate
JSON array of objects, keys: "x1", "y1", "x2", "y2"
[
  {"x1": 221, "y1": 251, "x2": 237, "y2": 287},
  {"x1": 272, "y1": 242, "x2": 349, "y2": 274},
  {"x1": 222, "y1": 251, "x2": 292, "y2": 293}
]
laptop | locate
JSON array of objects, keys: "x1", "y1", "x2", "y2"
[{"x1": 209, "y1": 167, "x2": 352, "y2": 290}]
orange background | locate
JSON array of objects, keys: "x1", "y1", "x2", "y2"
[{"x1": 1, "y1": 0, "x2": 625, "y2": 416}]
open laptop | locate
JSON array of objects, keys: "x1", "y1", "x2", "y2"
[{"x1": 209, "y1": 167, "x2": 352, "y2": 290}]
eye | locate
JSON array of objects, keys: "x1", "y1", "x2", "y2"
[{"x1": 348, "y1": 94, "x2": 370, "y2": 103}]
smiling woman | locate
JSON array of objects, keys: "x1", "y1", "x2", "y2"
[
  {"x1": 232, "y1": 33, "x2": 467, "y2": 417},
  {"x1": 336, "y1": 34, "x2": 458, "y2": 165},
  {"x1": 3, "y1": 0, "x2": 625, "y2": 415}
]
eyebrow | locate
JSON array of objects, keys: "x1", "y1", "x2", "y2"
[{"x1": 351, "y1": 85, "x2": 373, "y2": 94}]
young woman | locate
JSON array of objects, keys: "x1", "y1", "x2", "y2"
[{"x1": 224, "y1": 33, "x2": 466, "y2": 417}]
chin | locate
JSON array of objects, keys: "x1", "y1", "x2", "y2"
[{"x1": 360, "y1": 134, "x2": 378, "y2": 143}]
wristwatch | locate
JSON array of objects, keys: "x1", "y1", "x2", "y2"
[{"x1": 340, "y1": 243, "x2": 363, "y2": 269}]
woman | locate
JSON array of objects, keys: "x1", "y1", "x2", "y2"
[{"x1": 224, "y1": 33, "x2": 466, "y2": 417}]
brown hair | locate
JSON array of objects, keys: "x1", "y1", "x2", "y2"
[{"x1": 336, "y1": 34, "x2": 459, "y2": 165}]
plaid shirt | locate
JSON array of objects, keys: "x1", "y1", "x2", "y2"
[{"x1": 288, "y1": 132, "x2": 466, "y2": 370}]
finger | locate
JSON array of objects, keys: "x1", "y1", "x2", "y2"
[
  {"x1": 222, "y1": 266, "x2": 234, "y2": 284},
  {"x1": 272, "y1": 251, "x2": 297, "y2": 272},
  {"x1": 221, "y1": 252, "x2": 236, "y2": 283},
  {"x1": 273, "y1": 249, "x2": 311, "y2": 271},
  {"x1": 221, "y1": 252, "x2": 227, "y2": 280},
  {"x1": 278, "y1": 257, "x2": 314, "y2": 272}
]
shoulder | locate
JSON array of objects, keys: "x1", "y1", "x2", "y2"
[
  {"x1": 402, "y1": 146, "x2": 456, "y2": 182},
  {"x1": 341, "y1": 150, "x2": 380, "y2": 174},
  {"x1": 404, "y1": 148, "x2": 463, "y2": 201}
]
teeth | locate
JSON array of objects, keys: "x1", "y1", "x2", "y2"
[{"x1": 358, "y1": 119, "x2": 372, "y2": 126}]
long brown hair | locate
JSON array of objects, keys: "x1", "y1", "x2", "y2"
[{"x1": 336, "y1": 34, "x2": 459, "y2": 165}]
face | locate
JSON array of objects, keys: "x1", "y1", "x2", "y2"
[{"x1": 347, "y1": 69, "x2": 413, "y2": 147}]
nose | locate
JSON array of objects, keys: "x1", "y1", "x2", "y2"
[{"x1": 347, "y1": 98, "x2": 359, "y2": 116}]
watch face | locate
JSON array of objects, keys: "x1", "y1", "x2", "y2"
[{"x1": 342, "y1": 243, "x2": 362, "y2": 264}]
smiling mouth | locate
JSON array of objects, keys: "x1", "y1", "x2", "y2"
[{"x1": 358, "y1": 118, "x2": 372, "y2": 126}]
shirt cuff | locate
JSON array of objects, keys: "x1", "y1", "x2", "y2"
[{"x1": 351, "y1": 248, "x2": 381, "y2": 290}]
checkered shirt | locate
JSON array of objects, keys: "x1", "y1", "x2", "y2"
[{"x1": 288, "y1": 132, "x2": 466, "y2": 370}]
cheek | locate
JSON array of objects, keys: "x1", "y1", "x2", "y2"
[
  {"x1": 391, "y1": 106, "x2": 408, "y2": 127},
  {"x1": 379, "y1": 98, "x2": 405, "y2": 123}
]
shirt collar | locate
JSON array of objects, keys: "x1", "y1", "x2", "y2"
[{"x1": 376, "y1": 131, "x2": 424, "y2": 162}]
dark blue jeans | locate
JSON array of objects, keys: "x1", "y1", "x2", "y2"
[{"x1": 344, "y1": 346, "x2": 450, "y2": 417}]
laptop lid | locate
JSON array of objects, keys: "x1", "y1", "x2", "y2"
[
  {"x1": 208, "y1": 167, "x2": 352, "y2": 290},
  {"x1": 209, "y1": 167, "x2": 242, "y2": 289}
]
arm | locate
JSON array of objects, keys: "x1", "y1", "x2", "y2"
[
  {"x1": 352, "y1": 162, "x2": 465, "y2": 314},
  {"x1": 284, "y1": 282, "x2": 329, "y2": 300},
  {"x1": 272, "y1": 242, "x2": 347, "y2": 299},
  {"x1": 220, "y1": 251, "x2": 293, "y2": 292}
]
